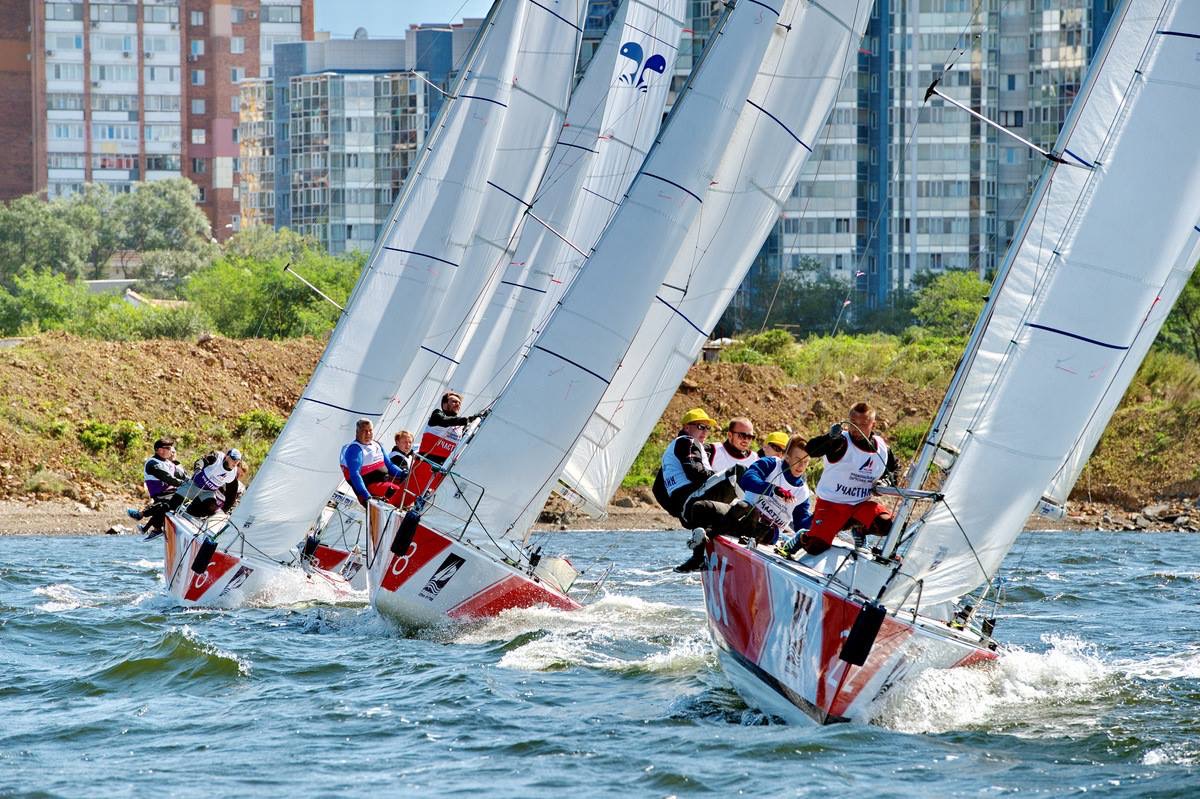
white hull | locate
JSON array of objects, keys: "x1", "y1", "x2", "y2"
[
  {"x1": 162, "y1": 513, "x2": 356, "y2": 606},
  {"x1": 366, "y1": 502, "x2": 579, "y2": 628},
  {"x1": 701, "y1": 535, "x2": 995, "y2": 724}
]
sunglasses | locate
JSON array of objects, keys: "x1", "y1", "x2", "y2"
[
  {"x1": 730, "y1": 431, "x2": 754, "y2": 439},
  {"x1": 694, "y1": 424, "x2": 712, "y2": 431}
]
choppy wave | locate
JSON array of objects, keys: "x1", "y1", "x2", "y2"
[
  {"x1": 873, "y1": 634, "x2": 1116, "y2": 733},
  {"x1": 34, "y1": 582, "x2": 102, "y2": 612},
  {"x1": 90, "y1": 625, "x2": 250, "y2": 685}
]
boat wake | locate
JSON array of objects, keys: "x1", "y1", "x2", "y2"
[
  {"x1": 452, "y1": 593, "x2": 710, "y2": 674},
  {"x1": 34, "y1": 582, "x2": 102, "y2": 612},
  {"x1": 244, "y1": 568, "x2": 368, "y2": 609},
  {"x1": 872, "y1": 634, "x2": 1116, "y2": 733}
]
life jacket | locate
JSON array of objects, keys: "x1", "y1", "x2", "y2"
[
  {"x1": 815, "y1": 431, "x2": 889, "y2": 504},
  {"x1": 193, "y1": 453, "x2": 239, "y2": 491},
  {"x1": 654, "y1": 435, "x2": 713, "y2": 517},
  {"x1": 143, "y1": 456, "x2": 184, "y2": 498},
  {"x1": 742, "y1": 457, "x2": 810, "y2": 530},
  {"x1": 710, "y1": 442, "x2": 757, "y2": 472},
  {"x1": 339, "y1": 440, "x2": 390, "y2": 485}
]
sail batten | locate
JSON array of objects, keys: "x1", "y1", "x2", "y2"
[{"x1": 883, "y1": 0, "x2": 1200, "y2": 608}]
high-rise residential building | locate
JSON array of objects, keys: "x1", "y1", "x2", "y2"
[
  {"x1": 0, "y1": 0, "x2": 313, "y2": 241},
  {"x1": 240, "y1": 24, "x2": 479, "y2": 253}
]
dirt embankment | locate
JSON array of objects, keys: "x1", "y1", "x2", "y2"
[{"x1": 1, "y1": 333, "x2": 1197, "y2": 535}]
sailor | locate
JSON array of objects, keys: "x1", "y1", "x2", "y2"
[
  {"x1": 340, "y1": 418, "x2": 408, "y2": 507},
  {"x1": 655, "y1": 407, "x2": 717, "y2": 520},
  {"x1": 675, "y1": 435, "x2": 813, "y2": 572},
  {"x1": 779, "y1": 402, "x2": 898, "y2": 556},
  {"x1": 183, "y1": 448, "x2": 245, "y2": 517},
  {"x1": 758, "y1": 431, "x2": 789, "y2": 459},
  {"x1": 710, "y1": 417, "x2": 758, "y2": 472},
  {"x1": 126, "y1": 438, "x2": 187, "y2": 531},
  {"x1": 389, "y1": 429, "x2": 414, "y2": 472},
  {"x1": 418, "y1": 391, "x2": 488, "y2": 466}
]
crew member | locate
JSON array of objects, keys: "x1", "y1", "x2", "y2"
[
  {"x1": 710, "y1": 417, "x2": 758, "y2": 472},
  {"x1": 340, "y1": 419, "x2": 407, "y2": 507},
  {"x1": 783, "y1": 402, "x2": 898, "y2": 556},
  {"x1": 184, "y1": 448, "x2": 245, "y2": 517},
  {"x1": 126, "y1": 437, "x2": 187, "y2": 533},
  {"x1": 419, "y1": 391, "x2": 487, "y2": 466},
  {"x1": 390, "y1": 429, "x2": 414, "y2": 472},
  {"x1": 758, "y1": 431, "x2": 789, "y2": 459}
]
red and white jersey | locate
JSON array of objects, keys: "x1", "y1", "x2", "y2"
[
  {"x1": 814, "y1": 431, "x2": 889, "y2": 504},
  {"x1": 420, "y1": 418, "x2": 468, "y2": 461},
  {"x1": 339, "y1": 440, "x2": 387, "y2": 478}
]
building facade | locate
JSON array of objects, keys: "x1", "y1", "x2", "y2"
[{"x1": 2, "y1": 0, "x2": 313, "y2": 240}]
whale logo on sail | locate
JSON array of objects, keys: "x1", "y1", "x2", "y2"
[{"x1": 618, "y1": 42, "x2": 668, "y2": 92}]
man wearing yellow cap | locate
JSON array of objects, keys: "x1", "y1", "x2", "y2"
[
  {"x1": 656, "y1": 407, "x2": 717, "y2": 519},
  {"x1": 759, "y1": 431, "x2": 789, "y2": 459}
]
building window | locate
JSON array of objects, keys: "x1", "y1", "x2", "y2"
[
  {"x1": 144, "y1": 5, "x2": 179, "y2": 24},
  {"x1": 191, "y1": 99, "x2": 206, "y2": 114},
  {"x1": 198, "y1": 187, "x2": 206, "y2": 202},
  {"x1": 231, "y1": 67, "x2": 245, "y2": 83},
  {"x1": 231, "y1": 7, "x2": 246, "y2": 23},
  {"x1": 191, "y1": 128, "x2": 206, "y2": 144},
  {"x1": 191, "y1": 69, "x2": 206, "y2": 86},
  {"x1": 191, "y1": 40, "x2": 205, "y2": 57},
  {"x1": 230, "y1": 37, "x2": 245, "y2": 54},
  {"x1": 262, "y1": 5, "x2": 301, "y2": 23},
  {"x1": 192, "y1": 157, "x2": 208, "y2": 174},
  {"x1": 230, "y1": 95, "x2": 241, "y2": 113},
  {"x1": 146, "y1": 154, "x2": 181, "y2": 171},
  {"x1": 190, "y1": 10, "x2": 205, "y2": 26}
]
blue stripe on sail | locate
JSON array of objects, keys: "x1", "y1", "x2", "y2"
[
  {"x1": 487, "y1": 180, "x2": 532, "y2": 208},
  {"x1": 458, "y1": 94, "x2": 508, "y2": 108},
  {"x1": 501, "y1": 280, "x2": 548, "y2": 294},
  {"x1": 582, "y1": 186, "x2": 619, "y2": 206},
  {"x1": 641, "y1": 172, "x2": 702, "y2": 204},
  {"x1": 1062, "y1": 148, "x2": 1094, "y2": 168},
  {"x1": 656, "y1": 296, "x2": 708, "y2": 337},
  {"x1": 1157, "y1": 30, "x2": 1200, "y2": 41},
  {"x1": 532, "y1": 345, "x2": 611, "y2": 384},
  {"x1": 383, "y1": 246, "x2": 458, "y2": 268},
  {"x1": 746, "y1": 100, "x2": 811, "y2": 151},
  {"x1": 420, "y1": 346, "x2": 460, "y2": 365},
  {"x1": 1025, "y1": 322, "x2": 1129, "y2": 351},
  {"x1": 744, "y1": 0, "x2": 781, "y2": 17},
  {"x1": 1194, "y1": 225, "x2": 1200, "y2": 234},
  {"x1": 301, "y1": 397, "x2": 382, "y2": 416},
  {"x1": 529, "y1": 0, "x2": 583, "y2": 32},
  {"x1": 555, "y1": 140, "x2": 598, "y2": 154}
]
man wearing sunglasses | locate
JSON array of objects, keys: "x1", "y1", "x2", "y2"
[{"x1": 710, "y1": 417, "x2": 759, "y2": 472}]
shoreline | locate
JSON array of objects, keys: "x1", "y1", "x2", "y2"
[{"x1": 3, "y1": 492, "x2": 1197, "y2": 537}]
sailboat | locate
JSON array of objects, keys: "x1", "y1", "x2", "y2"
[
  {"x1": 300, "y1": 0, "x2": 685, "y2": 593},
  {"x1": 161, "y1": 0, "x2": 586, "y2": 605},
  {"x1": 364, "y1": 0, "x2": 867, "y2": 625},
  {"x1": 701, "y1": 0, "x2": 1200, "y2": 724}
]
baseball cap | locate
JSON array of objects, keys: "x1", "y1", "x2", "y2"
[{"x1": 680, "y1": 408, "x2": 717, "y2": 427}]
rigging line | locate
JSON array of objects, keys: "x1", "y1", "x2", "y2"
[{"x1": 941, "y1": 497, "x2": 992, "y2": 595}]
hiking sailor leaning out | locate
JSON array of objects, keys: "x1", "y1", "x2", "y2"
[
  {"x1": 780, "y1": 402, "x2": 898, "y2": 556},
  {"x1": 340, "y1": 418, "x2": 408, "y2": 507},
  {"x1": 656, "y1": 407, "x2": 717, "y2": 522},
  {"x1": 419, "y1": 391, "x2": 488, "y2": 466},
  {"x1": 143, "y1": 437, "x2": 186, "y2": 499},
  {"x1": 710, "y1": 416, "x2": 758, "y2": 472}
]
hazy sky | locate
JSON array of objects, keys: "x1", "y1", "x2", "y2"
[{"x1": 315, "y1": 0, "x2": 495, "y2": 39}]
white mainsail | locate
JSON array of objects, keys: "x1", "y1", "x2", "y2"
[
  {"x1": 420, "y1": 0, "x2": 837, "y2": 544},
  {"x1": 378, "y1": 0, "x2": 592, "y2": 434},
  {"x1": 230, "y1": 0, "x2": 583, "y2": 560},
  {"x1": 558, "y1": 0, "x2": 871, "y2": 515},
  {"x1": 446, "y1": 0, "x2": 686, "y2": 417},
  {"x1": 882, "y1": 0, "x2": 1200, "y2": 609}
]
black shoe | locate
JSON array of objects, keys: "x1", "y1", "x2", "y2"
[{"x1": 673, "y1": 546, "x2": 705, "y2": 573}]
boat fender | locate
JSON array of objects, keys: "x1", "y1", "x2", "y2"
[
  {"x1": 191, "y1": 535, "x2": 218, "y2": 574},
  {"x1": 301, "y1": 534, "x2": 319, "y2": 560},
  {"x1": 839, "y1": 601, "x2": 886, "y2": 666},
  {"x1": 981, "y1": 617, "x2": 996, "y2": 637},
  {"x1": 528, "y1": 547, "x2": 542, "y2": 569},
  {"x1": 391, "y1": 509, "x2": 421, "y2": 556}
]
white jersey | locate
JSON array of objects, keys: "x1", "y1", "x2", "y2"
[
  {"x1": 710, "y1": 443, "x2": 757, "y2": 472},
  {"x1": 815, "y1": 431, "x2": 889, "y2": 504},
  {"x1": 743, "y1": 457, "x2": 810, "y2": 531}
]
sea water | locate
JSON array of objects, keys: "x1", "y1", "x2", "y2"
[{"x1": 1, "y1": 530, "x2": 1198, "y2": 797}]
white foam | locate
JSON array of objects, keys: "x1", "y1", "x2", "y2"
[
  {"x1": 1116, "y1": 644, "x2": 1200, "y2": 681},
  {"x1": 34, "y1": 582, "x2": 99, "y2": 612},
  {"x1": 244, "y1": 568, "x2": 369, "y2": 609},
  {"x1": 176, "y1": 624, "x2": 253, "y2": 676},
  {"x1": 1142, "y1": 744, "x2": 1198, "y2": 766},
  {"x1": 873, "y1": 634, "x2": 1114, "y2": 733}
]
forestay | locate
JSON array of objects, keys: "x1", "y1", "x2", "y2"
[
  {"x1": 380, "y1": 0, "x2": 589, "y2": 435},
  {"x1": 229, "y1": 0, "x2": 574, "y2": 560},
  {"x1": 882, "y1": 0, "x2": 1200, "y2": 609},
  {"x1": 448, "y1": 0, "x2": 685, "y2": 416},
  {"x1": 558, "y1": 0, "x2": 872, "y2": 515},
  {"x1": 419, "y1": 0, "x2": 786, "y2": 543}
]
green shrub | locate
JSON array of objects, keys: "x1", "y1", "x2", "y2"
[
  {"x1": 23, "y1": 468, "x2": 72, "y2": 497},
  {"x1": 113, "y1": 420, "x2": 144, "y2": 453},
  {"x1": 78, "y1": 419, "x2": 116, "y2": 453},
  {"x1": 233, "y1": 409, "x2": 284, "y2": 439},
  {"x1": 622, "y1": 426, "x2": 666, "y2": 488},
  {"x1": 887, "y1": 422, "x2": 928, "y2": 464},
  {"x1": 43, "y1": 419, "x2": 71, "y2": 439}
]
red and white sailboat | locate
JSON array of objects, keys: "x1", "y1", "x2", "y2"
[{"x1": 702, "y1": 0, "x2": 1200, "y2": 724}]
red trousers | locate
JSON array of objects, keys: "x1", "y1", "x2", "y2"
[{"x1": 808, "y1": 497, "x2": 892, "y2": 545}]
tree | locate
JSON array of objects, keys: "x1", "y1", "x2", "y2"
[
  {"x1": 63, "y1": 184, "x2": 125, "y2": 279},
  {"x1": 115, "y1": 178, "x2": 214, "y2": 267},
  {"x1": 1157, "y1": 261, "x2": 1200, "y2": 362},
  {"x1": 0, "y1": 195, "x2": 92, "y2": 286},
  {"x1": 222, "y1": 225, "x2": 321, "y2": 263},
  {"x1": 911, "y1": 269, "x2": 991, "y2": 337}
]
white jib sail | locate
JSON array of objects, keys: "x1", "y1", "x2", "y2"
[
  {"x1": 419, "y1": 0, "x2": 787, "y2": 544},
  {"x1": 558, "y1": 0, "x2": 872, "y2": 515},
  {"x1": 882, "y1": 0, "x2": 1200, "y2": 609},
  {"x1": 230, "y1": 0, "x2": 571, "y2": 561},
  {"x1": 377, "y1": 0, "x2": 588, "y2": 435},
  {"x1": 445, "y1": 0, "x2": 686, "y2": 418}
]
